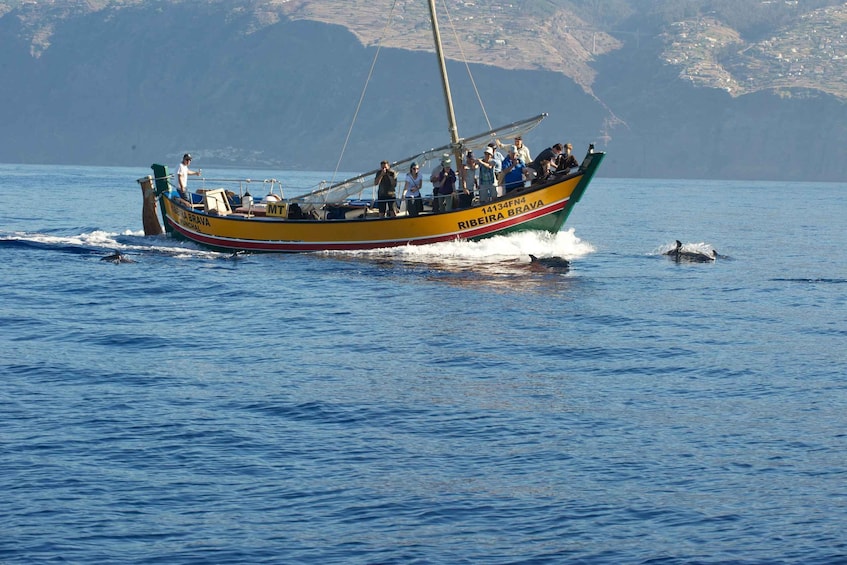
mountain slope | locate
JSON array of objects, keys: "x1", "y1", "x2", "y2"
[{"x1": 2, "y1": 0, "x2": 847, "y2": 180}]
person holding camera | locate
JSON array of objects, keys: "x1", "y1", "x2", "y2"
[
  {"x1": 434, "y1": 156, "x2": 457, "y2": 213},
  {"x1": 403, "y1": 162, "x2": 424, "y2": 217},
  {"x1": 556, "y1": 142, "x2": 579, "y2": 173},
  {"x1": 478, "y1": 147, "x2": 499, "y2": 204},
  {"x1": 374, "y1": 160, "x2": 398, "y2": 218},
  {"x1": 530, "y1": 143, "x2": 563, "y2": 184},
  {"x1": 501, "y1": 145, "x2": 528, "y2": 193}
]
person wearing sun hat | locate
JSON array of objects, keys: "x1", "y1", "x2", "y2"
[
  {"x1": 433, "y1": 155, "x2": 457, "y2": 213},
  {"x1": 477, "y1": 147, "x2": 498, "y2": 204}
]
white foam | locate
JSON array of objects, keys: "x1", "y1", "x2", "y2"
[
  {"x1": 5, "y1": 228, "x2": 594, "y2": 264},
  {"x1": 337, "y1": 229, "x2": 593, "y2": 264},
  {"x1": 657, "y1": 240, "x2": 717, "y2": 255},
  {"x1": 3, "y1": 229, "x2": 218, "y2": 259}
]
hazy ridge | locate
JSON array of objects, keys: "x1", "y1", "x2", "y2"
[{"x1": 2, "y1": 0, "x2": 847, "y2": 180}]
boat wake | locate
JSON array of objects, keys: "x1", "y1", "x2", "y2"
[
  {"x1": 333, "y1": 228, "x2": 593, "y2": 263},
  {"x1": 321, "y1": 229, "x2": 593, "y2": 289},
  {"x1": 0, "y1": 229, "x2": 219, "y2": 261},
  {"x1": 0, "y1": 228, "x2": 594, "y2": 283}
]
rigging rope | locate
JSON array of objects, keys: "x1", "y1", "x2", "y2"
[
  {"x1": 440, "y1": 0, "x2": 493, "y2": 132},
  {"x1": 329, "y1": 0, "x2": 400, "y2": 187},
  {"x1": 290, "y1": 113, "x2": 546, "y2": 202}
]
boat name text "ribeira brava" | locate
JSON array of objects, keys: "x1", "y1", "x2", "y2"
[
  {"x1": 456, "y1": 196, "x2": 544, "y2": 230},
  {"x1": 176, "y1": 208, "x2": 212, "y2": 231}
]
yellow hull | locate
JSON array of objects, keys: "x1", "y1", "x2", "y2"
[{"x1": 158, "y1": 154, "x2": 603, "y2": 252}]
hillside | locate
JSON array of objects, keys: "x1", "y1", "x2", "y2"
[
  {"x1": 2, "y1": 0, "x2": 847, "y2": 180},
  {"x1": 661, "y1": 6, "x2": 847, "y2": 99},
  {"x1": 6, "y1": 0, "x2": 847, "y2": 98}
]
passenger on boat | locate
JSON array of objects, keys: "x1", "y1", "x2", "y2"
[
  {"x1": 403, "y1": 162, "x2": 424, "y2": 217},
  {"x1": 434, "y1": 157, "x2": 457, "y2": 213},
  {"x1": 555, "y1": 143, "x2": 579, "y2": 173},
  {"x1": 177, "y1": 153, "x2": 201, "y2": 200},
  {"x1": 487, "y1": 142, "x2": 505, "y2": 197},
  {"x1": 429, "y1": 155, "x2": 450, "y2": 213},
  {"x1": 459, "y1": 151, "x2": 478, "y2": 208},
  {"x1": 374, "y1": 160, "x2": 398, "y2": 218},
  {"x1": 497, "y1": 136, "x2": 531, "y2": 164},
  {"x1": 501, "y1": 146, "x2": 528, "y2": 193},
  {"x1": 477, "y1": 147, "x2": 498, "y2": 204},
  {"x1": 487, "y1": 142, "x2": 504, "y2": 166},
  {"x1": 530, "y1": 143, "x2": 563, "y2": 184},
  {"x1": 515, "y1": 136, "x2": 532, "y2": 164}
]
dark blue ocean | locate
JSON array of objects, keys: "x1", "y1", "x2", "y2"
[{"x1": 1, "y1": 164, "x2": 845, "y2": 564}]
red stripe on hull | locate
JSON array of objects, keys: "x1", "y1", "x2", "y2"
[{"x1": 165, "y1": 197, "x2": 569, "y2": 252}]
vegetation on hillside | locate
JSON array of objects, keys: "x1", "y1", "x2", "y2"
[
  {"x1": 3, "y1": 0, "x2": 847, "y2": 99},
  {"x1": 659, "y1": 4, "x2": 847, "y2": 99}
]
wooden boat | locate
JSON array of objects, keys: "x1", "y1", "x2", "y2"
[{"x1": 140, "y1": 0, "x2": 604, "y2": 253}]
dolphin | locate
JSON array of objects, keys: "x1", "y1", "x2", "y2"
[
  {"x1": 665, "y1": 240, "x2": 717, "y2": 262},
  {"x1": 529, "y1": 254, "x2": 570, "y2": 270},
  {"x1": 684, "y1": 249, "x2": 718, "y2": 262},
  {"x1": 101, "y1": 251, "x2": 135, "y2": 264}
]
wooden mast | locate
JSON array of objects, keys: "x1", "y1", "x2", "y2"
[{"x1": 427, "y1": 0, "x2": 461, "y2": 165}]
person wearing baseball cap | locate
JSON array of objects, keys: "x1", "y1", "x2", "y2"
[{"x1": 177, "y1": 153, "x2": 202, "y2": 200}]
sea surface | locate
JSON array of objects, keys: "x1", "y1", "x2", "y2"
[{"x1": 1, "y1": 164, "x2": 845, "y2": 564}]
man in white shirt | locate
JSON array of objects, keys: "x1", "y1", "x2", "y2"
[
  {"x1": 513, "y1": 136, "x2": 531, "y2": 164},
  {"x1": 177, "y1": 153, "x2": 201, "y2": 199}
]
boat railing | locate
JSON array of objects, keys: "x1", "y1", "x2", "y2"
[
  {"x1": 151, "y1": 173, "x2": 286, "y2": 200},
  {"x1": 187, "y1": 176, "x2": 382, "y2": 209},
  {"x1": 159, "y1": 149, "x2": 593, "y2": 218},
  {"x1": 192, "y1": 177, "x2": 286, "y2": 200}
]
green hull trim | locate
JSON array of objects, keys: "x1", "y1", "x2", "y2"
[
  {"x1": 151, "y1": 163, "x2": 175, "y2": 235},
  {"x1": 553, "y1": 149, "x2": 605, "y2": 229},
  {"x1": 473, "y1": 150, "x2": 605, "y2": 239}
]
